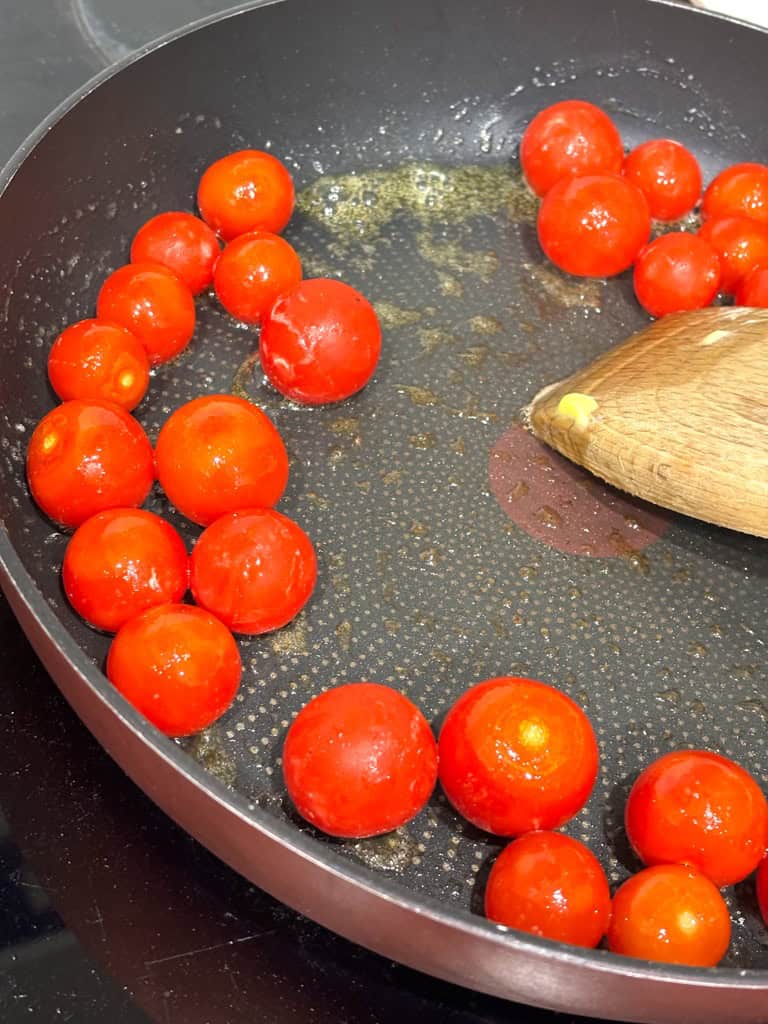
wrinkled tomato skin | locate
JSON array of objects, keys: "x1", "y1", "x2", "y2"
[
  {"x1": 633, "y1": 233, "x2": 721, "y2": 318},
  {"x1": 698, "y1": 215, "x2": 768, "y2": 294},
  {"x1": 47, "y1": 319, "x2": 150, "y2": 411}
]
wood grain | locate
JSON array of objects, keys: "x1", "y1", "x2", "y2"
[{"x1": 526, "y1": 306, "x2": 768, "y2": 538}]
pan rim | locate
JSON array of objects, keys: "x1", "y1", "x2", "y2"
[{"x1": 0, "y1": 0, "x2": 766, "y2": 1004}]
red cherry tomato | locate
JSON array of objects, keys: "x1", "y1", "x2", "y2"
[
  {"x1": 698, "y1": 215, "x2": 768, "y2": 293},
  {"x1": 484, "y1": 831, "x2": 611, "y2": 949},
  {"x1": 107, "y1": 603, "x2": 241, "y2": 737},
  {"x1": 622, "y1": 139, "x2": 702, "y2": 222},
  {"x1": 703, "y1": 162, "x2": 768, "y2": 225},
  {"x1": 260, "y1": 278, "x2": 382, "y2": 404},
  {"x1": 283, "y1": 682, "x2": 438, "y2": 838},
  {"x1": 633, "y1": 233, "x2": 721, "y2": 318},
  {"x1": 62, "y1": 508, "x2": 189, "y2": 633},
  {"x1": 625, "y1": 749, "x2": 768, "y2": 888},
  {"x1": 213, "y1": 230, "x2": 302, "y2": 324},
  {"x1": 26, "y1": 400, "x2": 154, "y2": 529},
  {"x1": 154, "y1": 394, "x2": 288, "y2": 527},
  {"x1": 757, "y1": 857, "x2": 768, "y2": 928},
  {"x1": 190, "y1": 508, "x2": 317, "y2": 635},
  {"x1": 735, "y1": 265, "x2": 768, "y2": 306},
  {"x1": 520, "y1": 100, "x2": 624, "y2": 198},
  {"x1": 96, "y1": 262, "x2": 195, "y2": 366},
  {"x1": 607, "y1": 865, "x2": 731, "y2": 967},
  {"x1": 47, "y1": 319, "x2": 150, "y2": 411},
  {"x1": 438, "y1": 677, "x2": 598, "y2": 836},
  {"x1": 537, "y1": 175, "x2": 651, "y2": 278},
  {"x1": 197, "y1": 149, "x2": 295, "y2": 241},
  {"x1": 130, "y1": 211, "x2": 220, "y2": 295}
]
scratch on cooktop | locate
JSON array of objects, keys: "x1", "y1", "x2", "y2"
[{"x1": 143, "y1": 929, "x2": 279, "y2": 968}]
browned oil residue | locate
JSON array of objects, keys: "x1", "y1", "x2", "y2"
[
  {"x1": 655, "y1": 689, "x2": 680, "y2": 704},
  {"x1": 271, "y1": 614, "x2": 309, "y2": 655},
  {"x1": 335, "y1": 620, "x2": 352, "y2": 651},
  {"x1": 329, "y1": 416, "x2": 361, "y2": 435},
  {"x1": 409, "y1": 432, "x2": 437, "y2": 450},
  {"x1": 397, "y1": 385, "x2": 441, "y2": 407},
  {"x1": 536, "y1": 505, "x2": 562, "y2": 529},
  {"x1": 736, "y1": 698, "x2": 768, "y2": 722},
  {"x1": 609, "y1": 531, "x2": 651, "y2": 576},
  {"x1": 348, "y1": 831, "x2": 420, "y2": 872},
  {"x1": 182, "y1": 730, "x2": 237, "y2": 788}
]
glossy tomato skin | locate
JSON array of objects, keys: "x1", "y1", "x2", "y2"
[
  {"x1": 154, "y1": 394, "x2": 288, "y2": 526},
  {"x1": 625, "y1": 749, "x2": 768, "y2": 888},
  {"x1": 96, "y1": 262, "x2": 196, "y2": 366},
  {"x1": 537, "y1": 175, "x2": 651, "y2": 278},
  {"x1": 107, "y1": 603, "x2": 241, "y2": 737},
  {"x1": 197, "y1": 149, "x2": 295, "y2": 241},
  {"x1": 698, "y1": 215, "x2": 768, "y2": 293},
  {"x1": 47, "y1": 319, "x2": 150, "y2": 411},
  {"x1": 130, "y1": 211, "x2": 220, "y2": 295},
  {"x1": 623, "y1": 139, "x2": 702, "y2": 222},
  {"x1": 757, "y1": 857, "x2": 768, "y2": 927},
  {"x1": 283, "y1": 682, "x2": 438, "y2": 838},
  {"x1": 484, "y1": 831, "x2": 611, "y2": 949},
  {"x1": 703, "y1": 162, "x2": 768, "y2": 225},
  {"x1": 213, "y1": 230, "x2": 302, "y2": 324},
  {"x1": 62, "y1": 508, "x2": 189, "y2": 633},
  {"x1": 735, "y1": 265, "x2": 768, "y2": 306},
  {"x1": 633, "y1": 233, "x2": 721, "y2": 318},
  {"x1": 520, "y1": 100, "x2": 624, "y2": 198},
  {"x1": 438, "y1": 677, "x2": 598, "y2": 836},
  {"x1": 26, "y1": 400, "x2": 154, "y2": 529},
  {"x1": 607, "y1": 865, "x2": 731, "y2": 967},
  {"x1": 260, "y1": 278, "x2": 382, "y2": 403},
  {"x1": 190, "y1": 508, "x2": 317, "y2": 635}
]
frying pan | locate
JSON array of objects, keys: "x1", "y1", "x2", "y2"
[{"x1": 0, "y1": 0, "x2": 766, "y2": 1020}]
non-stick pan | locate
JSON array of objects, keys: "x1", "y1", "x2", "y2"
[{"x1": 0, "y1": 0, "x2": 766, "y2": 1020}]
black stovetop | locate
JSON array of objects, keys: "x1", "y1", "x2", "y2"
[{"x1": 0, "y1": 3, "x2": 664, "y2": 1022}]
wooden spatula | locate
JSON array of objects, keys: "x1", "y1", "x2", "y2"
[{"x1": 525, "y1": 306, "x2": 768, "y2": 538}]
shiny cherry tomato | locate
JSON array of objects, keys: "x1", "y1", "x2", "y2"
[
  {"x1": 213, "y1": 230, "x2": 302, "y2": 323},
  {"x1": 438, "y1": 677, "x2": 598, "y2": 836},
  {"x1": 283, "y1": 682, "x2": 438, "y2": 838},
  {"x1": 260, "y1": 278, "x2": 382, "y2": 403},
  {"x1": 484, "y1": 831, "x2": 611, "y2": 949},
  {"x1": 154, "y1": 394, "x2": 288, "y2": 527},
  {"x1": 62, "y1": 508, "x2": 189, "y2": 633},
  {"x1": 607, "y1": 865, "x2": 731, "y2": 967},
  {"x1": 703, "y1": 162, "x2": 768, "y2": 225},
  {"x1": 96, "y1": 262, "x2": 195, "y2": 365},
  {"x1": 623, "y1": 139, "x2": 702, "y2": 222},
  {"x1": 625, "y1": 749, "x2": 768, "y2": 888},
  {"x1": 735, "y1": 264, "x2": 768, "y2": 306},
  {"x1": 520, "y1": 100, "x2": 624, "y2": 198},
  {"x1": 197, "y1": 149, "x2": 295, "y2": 241},
  {"x1": 107, "y1": 603, "x2": 241, "y2": 737},
  {"x1": 47, "y1": 319, "x2": 150, "y2": 411},
  {"x1": 190, "y1": 508, "x2": 316, "y2": 635},
  {"x1": 130, "y1": 211, "x2": 220, "y2": 295},
  {"x1": 633, "y1": 233, "x2": 721, "y2": 318},
  {"x1": 537, "y1": 175, "x2": 651, "y2": 278},
  {"x1": 758, "y1": 857, "x2": 768, "y2": 928},
  {"x1": 26, "y1": 400, "x2": 154, "y2": 529},
  {"x1": 698, "y1": 215, "x2": 768, "y2": 293}
]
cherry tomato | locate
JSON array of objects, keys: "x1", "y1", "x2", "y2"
[
  {"x1": 607, "y1": 865, "x2": 731, "y2": 967},
  {"x1": 623, "y1": 139, "x2": 702, "y2": 222},
  {"x1": 633, "y1": 233, "x2": 721, "y2": 318},
  {"x1": 26, "y1": 400, "x2": 154, "y2": 529},
  {"x1": 107, "y1": 603, "x2": 241, "y2": 737},
  {"x1": 130, "y1": 211, "x2": 220, "y2": 295},
  {"x1": 282, "y1": 682, "x2": 438, "y2": 838},
  {"x1": 154, "y1": 394, "x2": 288, "y2": 527},
  {"x1": 735, "y1": 264, "x2": 768, "y2": 306},
  {"x1": 47, "y1": 319, "x2": 150, "y2": 411},
  {"x1": 537, "y1": 175, "x2": 651, "y2": 278},
  {"x1": 757, "y1": 857, "x2": 768, "y2": 928},
  {"x1": 260, "y1": 278, "x2": 382, "y2": 404},
  {"x1": 484, "y1": 831, "x2": 611, "y2": 949},
  {"x1": 190, "y1": 508, "x2": 316, "y2": 635},
  {"x1": 438, "y1": 677, "x2": 598, "y2": 836},
  {"x1": 703, "y1": 162, "x2": 768, "y2": 225},
  {"x1": 62, "y1": 508, "x2": 189, "y2": 633},
  {"x1": 96, "y1": 262, "x2": 195, "y2": 366},
  {"x1": 197, "y1": 149, "x2": 295, "y2": 241},
  {"x1": 213, "y1": 230, "x2": 302, "y2": 324},
  {"x1": 625, "y1": 749, "x2": 768, "y2": 888},
  {"x1": 520, "y1": 100, "x2": 624, "y2": 198},
  {"x1": 698, "y1": 215, "x2": 768, "y2": 293}
]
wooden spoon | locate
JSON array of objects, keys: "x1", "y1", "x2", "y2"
[{"x1": 525, "y1": 306, "x2": 768, "y2": 538}]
